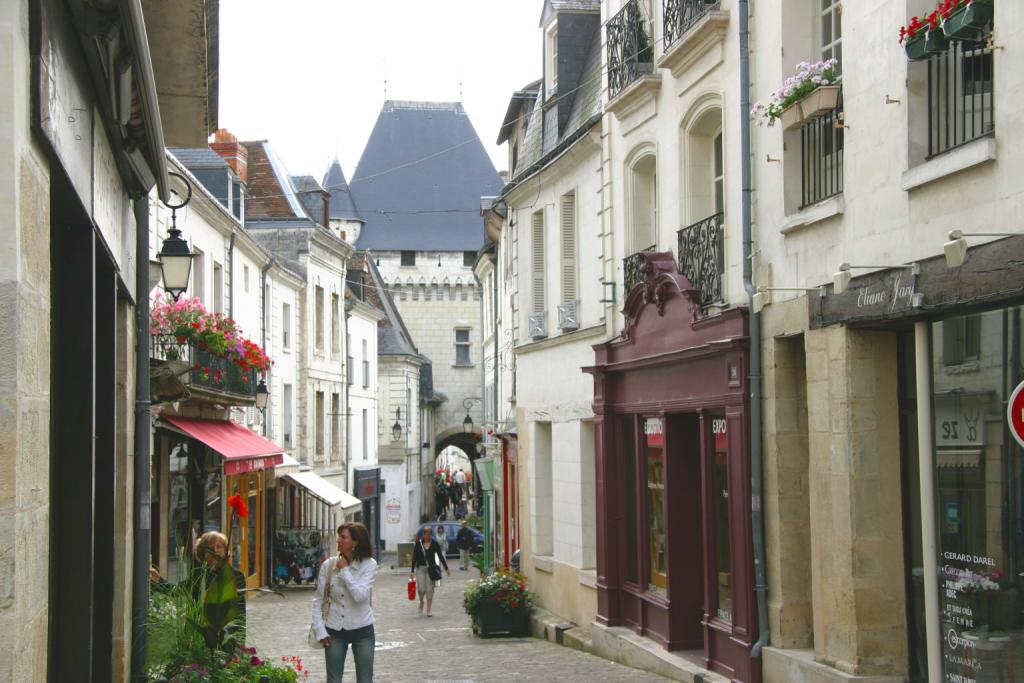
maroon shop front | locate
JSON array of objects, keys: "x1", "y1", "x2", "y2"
[{"x1": 586, "y1": 254, "x2": 759, "y2": 683}]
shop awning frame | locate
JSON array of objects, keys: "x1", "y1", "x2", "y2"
[
  {"x1": 159, "y1": 415, "x2": 284, "y2": 474},
  {"x1": 284, "y1": 471, "x2": 362, "y2": 511}
]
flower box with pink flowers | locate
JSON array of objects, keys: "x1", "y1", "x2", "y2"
[
  {"x1": 150, "y1": 295, "x2": 272, "y2": 399},
  {"x1": 751, "y1": 59, "x2": 840, "y2": 130}
]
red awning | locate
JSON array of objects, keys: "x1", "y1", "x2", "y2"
[{"x1": 161, "y1": 416, "x2": 284, "y2": 475}]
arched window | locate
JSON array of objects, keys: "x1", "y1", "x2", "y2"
[
  {"x1": 683, "y1": 105, "x2": 723, "y2": 224},
  {"x1": 627, "y1": 153, "x2": 657, "y2": 253}
]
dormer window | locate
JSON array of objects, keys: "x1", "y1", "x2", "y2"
[{"x1": 546, "y1": 24, "x2": 558, "y2": 97}]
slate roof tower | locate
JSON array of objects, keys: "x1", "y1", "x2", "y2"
[
  {"x1": 345, "y1": 100, "x2": 499, "y2": 525},
  {"x1": 350, "y1": 100, "x2": 503, "y2": 251}
]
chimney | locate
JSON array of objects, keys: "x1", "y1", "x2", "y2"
[
  {"x1": 211, "y1": 128, "x2": 248, "y2": 184},
  {"x1": 322, "y1": 190, "x2": 329, "y2": 229}
]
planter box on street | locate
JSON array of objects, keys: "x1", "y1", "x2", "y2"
[{"x1": 473, "y1": 602, "x2": 529, "y2": 637}]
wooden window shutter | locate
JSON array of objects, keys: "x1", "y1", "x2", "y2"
[
  {"x1": 560, "y1": 192, "x2": 577, "y2": 302},
  {"x1": 532, "y1": 211, "x2": 546, "y2": 314}
]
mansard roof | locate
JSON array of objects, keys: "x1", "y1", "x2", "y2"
[
  {"x1": 541, "y1": 0, "x2": 601, "y2": 26},
  {"x1": 350, "y1": 100, "x2": 503, "y2": 252},
  {"x1": 508, "y1": 20, "x2": 602, "y2": 187}
]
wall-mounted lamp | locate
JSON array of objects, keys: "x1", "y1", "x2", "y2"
[
  {"x1": 944, "y1": 230, "x2": 1017, "y2": 268},
  {"x1": 833, "y1": 262, "x2": 920, "y2": 295},
  {"x1": 752, "y1": 286, "x2": 826, "y2": 314},
  {"x1": 255, "y1": 378, "x2": 269, "y2": 414},
  {"x1": 157, "y1": 172, "x2": 196, "y2": 301},
  {"x1": 391, "y1": 406, "x2": 403, "y2": 441},
  {"x1": 461, "y1": 397, "x2": 481, "y2": 434}
]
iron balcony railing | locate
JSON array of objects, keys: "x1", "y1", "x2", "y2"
[
  {"x1": 800, "y1": 93, "x2": 844, "y2": 208},
  {"x1": 663, "y1": 0, "x2": 721, "y2": 49},
  {"x1": 623, "y1": 244, "x2": 657, "y2": 294},
  {"x1": 927, "y1": 39, "x2": 994, "y2": 158},
  {"x1": 677, "y1": 212, "x2": 725, "y2": 307},
  {"x1": 607, "y1": 0, "x2": 654, "y2": 99},
  {"x1": 152, "y1": 335, "x2": 257, "y2": 398}
]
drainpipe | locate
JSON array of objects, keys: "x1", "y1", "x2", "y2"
[
  {"x1": 227, "y1": 231, "x2": 236, "y2": 319},
  {"x1": 739, "y1": 0, "x2": 770, "y2": 662},
  {"x1": 492, "y1": 253, "x2": 499, "y2": 437},
  {"x1": 914, "y1": 322, "x2": 942, "y2": 682},
  {"x1": 344, "y1": 303, "x2": 352, "y2": 493},
  {"x1": 261, "y1": 258, "x2": 274, "y2": 437},
  {"x1": 131, "y1": 196, "x2": 152, "y2": 683}
]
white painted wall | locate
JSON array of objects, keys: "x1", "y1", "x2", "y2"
[
  {"x1": 300, "y1": 242, "x2": 348, "y2": 473},
  {"x1": 751, "y1": 0, "x2": 1024, "y2": 301},
  {"x1": 346, "y1": 302, "x2": 383, "y2": 490},
  {"x1": 265, "y1": 266, "x2": 302, "y2": 452}
]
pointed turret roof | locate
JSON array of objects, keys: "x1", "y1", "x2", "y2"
[
  {"x1": 322, "y1": 159, "x2": 363, "y2": 222},
  {"x1": 349, "y1": 100, "x2": 503, "y2": 251}
]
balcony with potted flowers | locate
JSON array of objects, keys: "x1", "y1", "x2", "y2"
[
  {"x1": 899, "y1": 0, "x2": 995, "y2": 190},
  {"x1": 752, "y1": 58, "x2": 845, "y2": 217},
  {"x1": 150, "y1": 295, "x2": 271, "y2": 407}
]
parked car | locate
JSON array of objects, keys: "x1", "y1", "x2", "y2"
[{"x1": 413, "y1": 522, "x2": 483, "y2": 558}]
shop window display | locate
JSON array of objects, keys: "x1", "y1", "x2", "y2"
[
  {"x1": 645, "y1": 418, "x2": 667, "y2": 594},
  {"x1": 711, "y1": 417, "x2": 732, "y2": 622},
  {"x1": 929, "y1": 308, "x2": 1024, "y2": 683}
]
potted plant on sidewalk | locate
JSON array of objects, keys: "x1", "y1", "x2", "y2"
[
  {"x1": 750, "y1": 58, "x2": 840, "y2": 130},
  {"x1": 463, "y1": 570, "x2": 533, "y2": 637}
]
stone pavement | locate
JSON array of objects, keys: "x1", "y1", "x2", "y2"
[{"x1": 247, "y1": 556, "x2": 670, "y2": 682}]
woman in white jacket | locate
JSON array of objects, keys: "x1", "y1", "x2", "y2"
[{"x1": 312, "y1": 522, "x2": 378, "y2": 683}]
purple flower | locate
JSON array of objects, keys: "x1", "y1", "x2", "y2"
[{"x1": 250, "y1": 655, "x2": 263, "y2": 667}]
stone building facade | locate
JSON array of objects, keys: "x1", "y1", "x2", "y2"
[
  {"x1": 751, "y1": 3, "x2": 1024, "y2": 683},
  {"x1": 0, "y1": 0, "x2": 215, "y2": 680}
]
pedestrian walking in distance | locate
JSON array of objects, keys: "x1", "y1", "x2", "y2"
[
  {"x1": 456, "y1": 519, "x2": 475, "y2": 571},
  {"x1": 411, "y1": 526, "x2": 450, "y2": 616},
  {"x1": 435, "y1": 524, "x2": 448, "y2": 557},
  {"x1": 312, "y1": 522, "x2": 378, "y2": 683}
]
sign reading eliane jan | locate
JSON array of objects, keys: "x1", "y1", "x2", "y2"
[{"x1": 1007, "y1": 379, "x2": 1024, "y2": 448}]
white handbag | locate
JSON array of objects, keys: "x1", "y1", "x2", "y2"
[{"x1": 307, "y1": 557, "x2": 337, "y2": 649}]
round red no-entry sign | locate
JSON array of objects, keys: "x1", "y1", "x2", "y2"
[{"x1": 1008, "y1": 380, "x2": 1024, "y2": 448}]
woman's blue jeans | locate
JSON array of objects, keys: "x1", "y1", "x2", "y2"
[{"x1": 325, "y1": 624, "x2": 375, "y2": 683}]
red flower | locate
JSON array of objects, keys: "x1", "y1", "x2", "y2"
[{"x1": 228, "y1": 494, "x2": 249, "y2": 518}]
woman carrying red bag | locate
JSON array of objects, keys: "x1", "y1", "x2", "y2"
[{"x1": 407, "y1": 574, "x2": 417, "y2": 600}]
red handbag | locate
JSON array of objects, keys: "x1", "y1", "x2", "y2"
[{"x1": 407, "y1": 575, "x2": 417, "y2": 601}]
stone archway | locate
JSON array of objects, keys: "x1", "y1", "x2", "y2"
[{"x1": 430, "y1": 428, "x2": 481, "y2": 519}]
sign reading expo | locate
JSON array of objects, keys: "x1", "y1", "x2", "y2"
[{"x1": 1007, "y1": 379, "x2": 1024, "y2": 448}]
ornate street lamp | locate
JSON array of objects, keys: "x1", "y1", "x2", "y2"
[
  {"x1": 392, "y1": 406, "x2": 402, "y2": 441},
  {"x1": 461, "y1": 397, "x2": 479, "y2": 434},
  {"x1": 255, "y1": 378, "x2": 269, "y2": 413},
  {"x1": 158, "y1": 172, "x2": 195, "y2": 301}
]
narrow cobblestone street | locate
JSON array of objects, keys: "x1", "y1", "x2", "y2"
[{"x1": 247, "y1": 557, "x2": 669, "y2": 682}]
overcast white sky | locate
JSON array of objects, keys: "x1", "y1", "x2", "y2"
[{"x1": 219, "y1": 0, "x2": 544, "y2": 182}]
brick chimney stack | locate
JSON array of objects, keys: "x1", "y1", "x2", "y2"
[{"x1": 210, "y1": 128, "x2": 248, "y2": 184}]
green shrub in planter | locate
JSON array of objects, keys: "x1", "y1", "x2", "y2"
[{"x1": 463, "y1": 570, "x2": 533, "y2": 637}]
